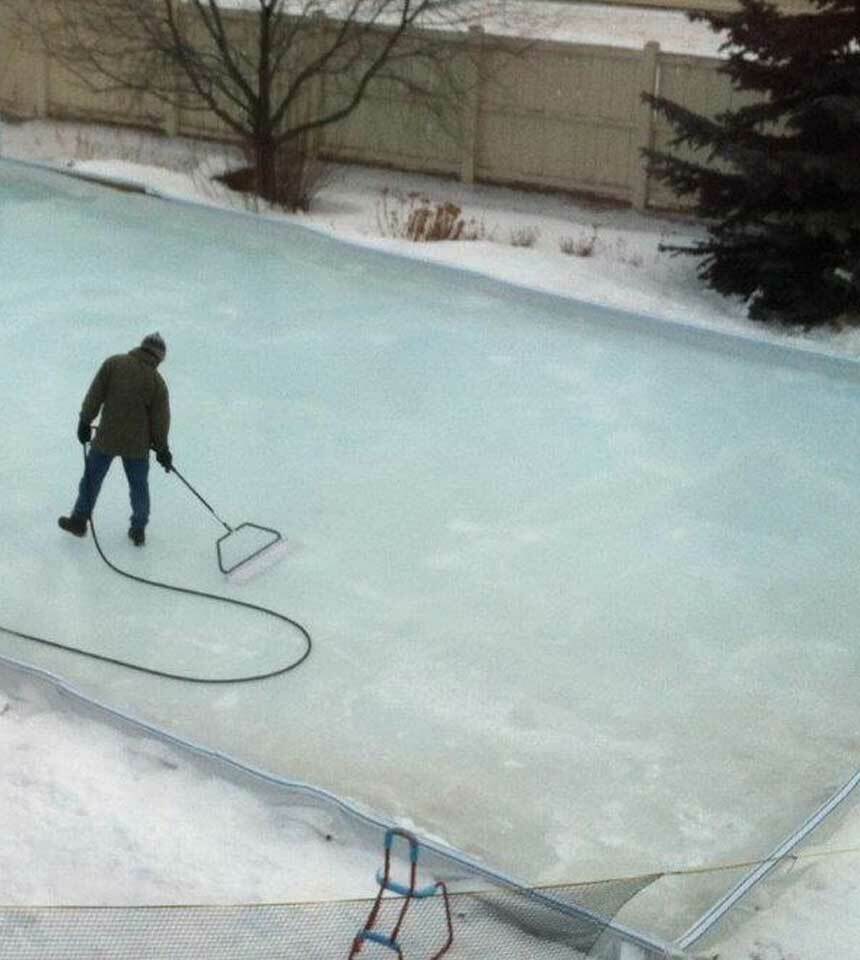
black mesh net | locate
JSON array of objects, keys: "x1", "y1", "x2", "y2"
[{"x1": 0, "y1": 871, "x2": 660, "y2": 960}]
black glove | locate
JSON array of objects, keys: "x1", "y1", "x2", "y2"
[
  {"x1": 156, "y1": 447, "x2": 173, "y2": 473},
  {"x1": 77, "y1": 418, "x2": 92, "y2": 445}
]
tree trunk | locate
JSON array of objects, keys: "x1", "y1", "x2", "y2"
[{"x1": 254, "y1": 132, "x2": 278, "y2": 204}]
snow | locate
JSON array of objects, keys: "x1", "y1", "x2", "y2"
[
  {"x1": 0, "y1": 669, "x2": 379, "y2": 906},
  {"x1": 467, "y1": 0, "x2": 727, "y2": 54},
  {"x1": 210, "y1": 0, "x2": 728, "y2": 55},
  {"x1": 2, "y1": 117, "x2": 860, "y2": 960}
]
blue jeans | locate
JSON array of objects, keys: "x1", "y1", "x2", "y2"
[{"x1": 73, "y1": 447, "x2": 151, "y2": 530}]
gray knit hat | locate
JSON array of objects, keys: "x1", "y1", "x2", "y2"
[{"x1": 141, "y1": 332, "x2": 166, "y2": 363}]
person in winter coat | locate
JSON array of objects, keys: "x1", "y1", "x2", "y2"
[{"x1": 58, "y1": 332, "x2": 173, "y2": 547}]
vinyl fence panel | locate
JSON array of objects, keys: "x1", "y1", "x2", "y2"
[{"x1": 0, "y1": 2, "x2": 754, "y2": 214}]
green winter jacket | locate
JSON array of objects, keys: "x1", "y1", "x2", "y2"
[{"x1": 81, "y1": 348, "x2": 170, "y2": 459}]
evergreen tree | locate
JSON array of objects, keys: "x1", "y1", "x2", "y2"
[{"x1": 644, "y1": 0, "x2": 860, "y2": 326}]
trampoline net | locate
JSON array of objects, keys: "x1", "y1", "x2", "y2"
[{"x1": 0, "y1": 872, "x2": 660, "y2": 960}]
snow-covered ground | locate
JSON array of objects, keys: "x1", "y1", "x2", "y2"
[
  {"x1": 0, "y1": 669, "x2": 381, "y2": 907},
  {"x1": 2, "y1": 118, "x2": 860, "y2": 960}
]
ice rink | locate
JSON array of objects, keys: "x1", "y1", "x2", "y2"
[{"x1": 3, "y1": 160, "x2": 860, "y2": 939}]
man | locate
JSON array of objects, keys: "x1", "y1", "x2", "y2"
[{"x1": 58, "y1": 332, "x2": 173, "y2": 547}]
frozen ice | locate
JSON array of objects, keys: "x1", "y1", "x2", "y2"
[{"x1": 3, "y1": 160, "x2": 860, "y2": 938}]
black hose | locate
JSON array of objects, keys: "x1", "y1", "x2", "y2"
[{"x1": 0, "y1": 446, "x2": 312, "y2": 684}]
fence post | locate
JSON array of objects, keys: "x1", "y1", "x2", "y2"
[
  {"x1": 460, "y1": 25, "x2": 483, "y2": 184},
  {"x1": 631, "y1": 40, "x2": 659, "y2": 212}
]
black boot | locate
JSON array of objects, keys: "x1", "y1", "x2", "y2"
[
  {"x1": 58, "y1": 514, "x2": 88, "y2": 537},
  {"x1": 128, "y1": 527, "x2": 145, "y2": 547}
]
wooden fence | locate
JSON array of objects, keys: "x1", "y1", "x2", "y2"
[{"x1": 0, "y1": 7, "x2": 750, "y2": 212}]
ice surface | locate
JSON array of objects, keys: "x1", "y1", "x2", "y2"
[{"x1": 3, "y1": 160, "x2": 860, "y2": 938}]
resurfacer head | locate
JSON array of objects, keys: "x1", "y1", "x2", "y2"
[
  {"x1": 167, "y1": 465, "x2": 289, "y2": 582},
  {"x1": 218, "y1": 522, "x2": 286, "y2": 579},
  {"x1": 227, "y1": 538, "x2": 293, "y2": 583}
]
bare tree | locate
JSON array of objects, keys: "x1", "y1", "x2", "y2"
[{"x1": 15, "y1": 0, "x2": 489, "y2": 208}]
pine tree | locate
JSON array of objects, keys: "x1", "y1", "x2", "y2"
[{"x1": 644, "y1": 0, "x2": 860, "y2": 326}]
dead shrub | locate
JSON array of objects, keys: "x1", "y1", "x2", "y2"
[
  {"x1": 559, "y1": 226, "x2": 598, "y2": 257},
  {"x1": 377, "y1": 190, "x2": 483, "y2": 242},
  {"x1": 509, "y1": 225, "x2": 540, "y2": 248},
  {"x1": 609, "y1": 236, "x2": 644, "y2": 268}
]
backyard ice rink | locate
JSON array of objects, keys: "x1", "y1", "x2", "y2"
[{"x1": 3, "y1": 156, "x2": 860, "y2": 945}]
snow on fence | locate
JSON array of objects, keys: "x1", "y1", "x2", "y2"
[
  {"x1": 578, "y1": 0, "x2": 812, "y2": 11},
  {"x1": 0, "y1": 7, "x2": 743, "y2": 212}
]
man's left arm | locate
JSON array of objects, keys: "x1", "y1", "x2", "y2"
[{"x1": 78, "y1": 359, "x2": 110, "y2": 444}]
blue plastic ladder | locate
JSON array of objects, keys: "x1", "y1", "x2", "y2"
[{"x1": 349, "y1": 829, "x2": 453, "y2": 959}]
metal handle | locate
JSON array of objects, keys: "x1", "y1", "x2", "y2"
[{"x1": 169, "y1": 465, "x2": 233, "y2": 534}]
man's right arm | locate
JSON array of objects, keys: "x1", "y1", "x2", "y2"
[{"x1": 152, "y1": 378, "x2": 172, "y2": 471}]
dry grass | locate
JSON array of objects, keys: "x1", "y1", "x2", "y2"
[
  {"x1": 509, "y1": 225, "x2": 540, "y2": 248},
  {"x1": 559, "y1": 226, "x2": 598, "y2": 257},
  {"x1": 376, "y1": 189, "x2": 484, "y2": 242}
]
